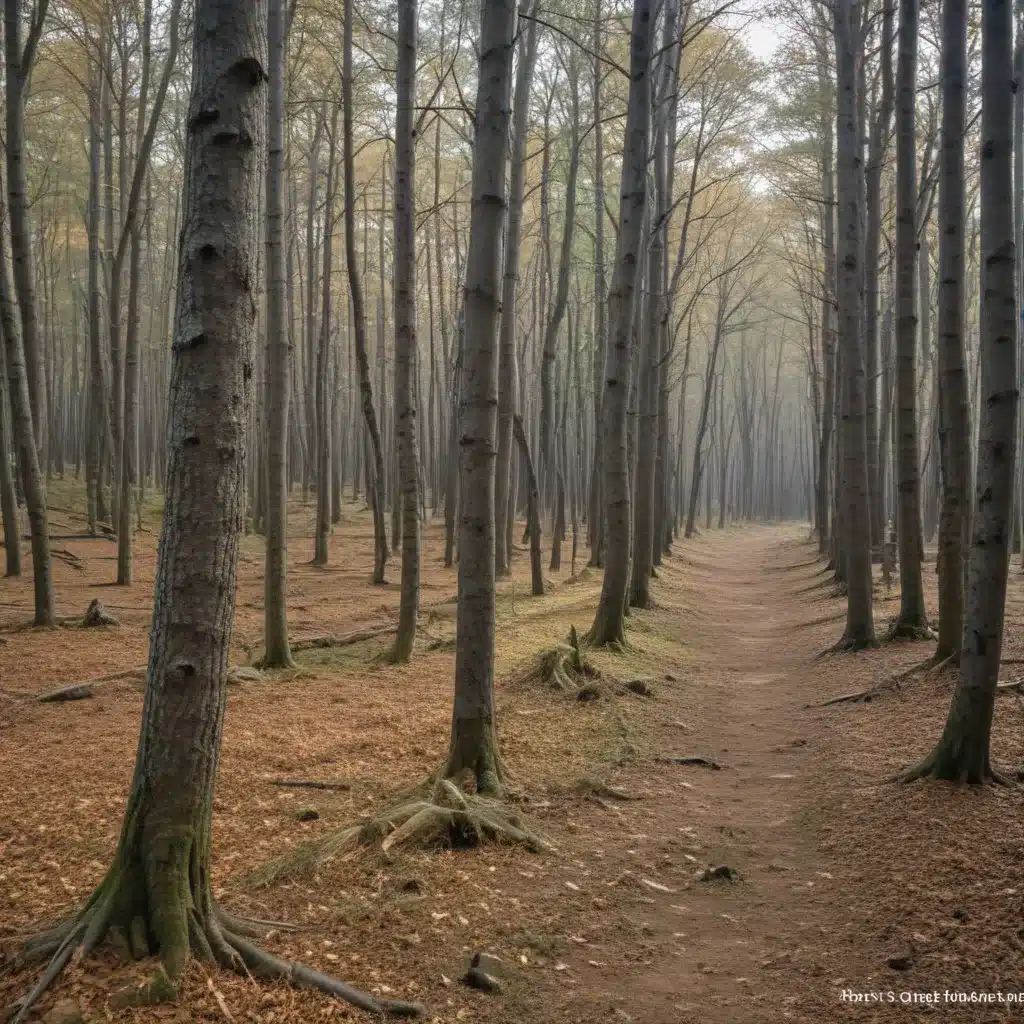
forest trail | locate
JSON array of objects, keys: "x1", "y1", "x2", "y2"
[{"x1": 566, "y1": 526, "x2": 839, "y2": 1024}]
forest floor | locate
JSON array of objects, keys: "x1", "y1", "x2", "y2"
[{"x1": 3, "y1": 489, "x2": 1024, "y2": 1022}]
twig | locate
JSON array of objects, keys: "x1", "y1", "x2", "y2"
[{"x1": 270, "y1": 779, "x2": 352, "y2": 791}]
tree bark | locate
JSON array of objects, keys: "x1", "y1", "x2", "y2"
[
  {"x1": 343, "y1": 0, "x2": 388, "y2": 584},
  {"x1": 935, "y1": 0, "x2": 971, "y2": 663},
  {"x1": 0, "y1": 335, "x2": 20, "y2": 576},
  {"x1": 262, "y1": 0, "x2": 294, "y2": 665},
  {"x1": 892, "y1": 0, "x2": 928, "y2": 635},
  {"x1": 907, "y1": 0, "x2": 1017, "y2": 782},
  {"x1": 833, "y1": 0, "x2": 876, "y2": 649},
  {"x1": 391, "y1": 0, "x2": 420, "y2": 661},
  {"x1": 495, "y1": 9, "x2": 538, "y2": 576},
  {"x1": 586, "y1": 0, "x2": 652, "y2": 647},
  {"x1": 446, "y1": 0, "x2": 518, "y2": 795},
  {"x1": 313, "y1": 106, "x2": 338, "y2": 567},
  {"x1": 0, "y1": 175, "x2": 51, "y2": 624},
  {"x1": 4, "y1": 0, "x2": 49, "y2": 466}
]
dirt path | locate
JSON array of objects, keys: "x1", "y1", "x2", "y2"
[{"x1": 563, "y1": 527, "x2": 839, "y2": 1024}]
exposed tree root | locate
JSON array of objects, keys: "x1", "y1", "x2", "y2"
[
  {"x1": 883, "y1": 620, "x2": 936, "y2": 643},
  {"x1": 250, "y1": 776, "x2": 551, "y2": 887},
  {"x1": 899, "y1": 749, "x2": 1016, "y2": 786},
  {"x1": 515, "y1": 626, "x2": 601, "y2": 693},
  {"x1": 815, "y1": 679, "x2": 898, "y2": 706},
  {"x1": 997, "y1": 678, "x2": 1024, "y2": 695},
  {"x1": 892, "y1": 650, "x2": 955, "y2": 681},
  {"x1": 816, "y1": 631, "x2": 880, "y2": 658},
  {"x1": 9, "y1": 874, "x2": 424, "y2": 1022}
]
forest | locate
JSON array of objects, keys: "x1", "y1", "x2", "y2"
[{"x1": 2, "y1": 0, "x2": 1024, "y2": 1018}]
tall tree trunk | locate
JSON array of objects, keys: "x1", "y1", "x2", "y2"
[
  {"x1": 262, "y1": 0, "x2": 294, "y2": 665},
  {"x1": 865, "y1": 0, "x2": 895, "y2": 552},
  {"x1": 391, "y1": 0, "x2": 419, "y2": 661},
  {"x1": 586, "y1": 0, "x2": 652, "y2": 647},
  {"x1": 0, "y1": 336, "x2": 19, "y2": 576},
  {"x1": 343, "y1": 0, "x2": 388, "y2": 584},
  {"x1": 892, "y1": 0, "x2": 928, "y2": 635},
  {"x1": 4, "y1": 0, "x2": 49, "y2": 465},
  {"x1": 816, "y1": 39, "x2": 836, "y2": 558},
  {"x1": 514, "y1": 414, "x2": 544, "y2": 595},
  {"x1": 935, "y1": 0, "x2": 970, "y2": 663},
  {"x1": 833, "y1": 0, "x2": 876, "y2": 650},
  {"x1": 587, "y1": 0, "x2": 606, "y2": 567},
  {"x1": 539, "y1": 74, "x2": 580, "y2": 514},
  {"x1": 495, "y1": 9, "x2": 538, "y2": 575},
  {"x1": 313, "y1": 106, "x2": 338, "y2": 567},
  {"x1": 906, "y1": 0, "x2": 1017, "y2": 782},
  {"x1": 446, "y1": 0, "x2": 518, "y2": 795},
  {"x1": 0, "y1": 178, "x2": 53, "y2": 626}
]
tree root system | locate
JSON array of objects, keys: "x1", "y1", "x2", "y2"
[
  {"x1": 883, "y1": 620, "x2": 937, "y2": 643},
  {"x1": 516, "y1": 626, "x2": 602, "y2": 694},
  {"x1": 899, "y1": 750, "x2": 1016, "y2": 787},
  {"x1": 251, "y1": 776, "x2": 551, "y2": 887},
  {"x1": 9, "y1": 881, "x2": 424, "y2": 1023}
]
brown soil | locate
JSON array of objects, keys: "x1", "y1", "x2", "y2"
[{"x1": 3, "y1": 494, "x2": 1024, "y2": 1023}]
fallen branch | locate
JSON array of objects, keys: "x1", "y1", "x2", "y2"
[
  {"x1": 288, "y1": 624, "x2": 397, "y2": 652},
  {"x1": 35, "y1": 667, "x2": 147, "y2": 704},
  {"x1": 997, "y1": 679, "x2": 1024, "y2": 694},
  {"x1": 51, "y1": 548, "x2": 85, "y2": 571},
  {"x1": 815, "y1": 685, "x2": 890, "y2": 707},
  {"x1": 38, "y1": 684, "x2": 95, "y2": 703},
  {"x1": 270, "y1": 779, "x2": 352, "y2": 791},
  {"x1": 655, "y1": 756, "x2": 725, "y2": 770}
]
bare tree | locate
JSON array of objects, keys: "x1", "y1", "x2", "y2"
[
  {"x1": 446, "y1": 0, "x2": 519, "y2": 794},
  {"x1": 832, "y1": 0, "x2": 876, "y2": 650},
  {"x1": 343, "y1": 0, "x2": 389, "y2": 584},
  {"x1": 904, "y1": 0, "x2": 1017, "y2": 784},
  {"x1": 934, "y1": 0, "x2": 971, "y2": 664},
  {"x1": 586, "y1": 0, "x2": 653, "y2": 647},
  {"x1": 262, "y1": 0, "x2": 294, "y2": 666},
  {"x1": 391, "y1": 0, "x2": 420, "y2": 661},
  {"x1": 891, "y1": 0, "x2": 929, "y2": 638}
]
